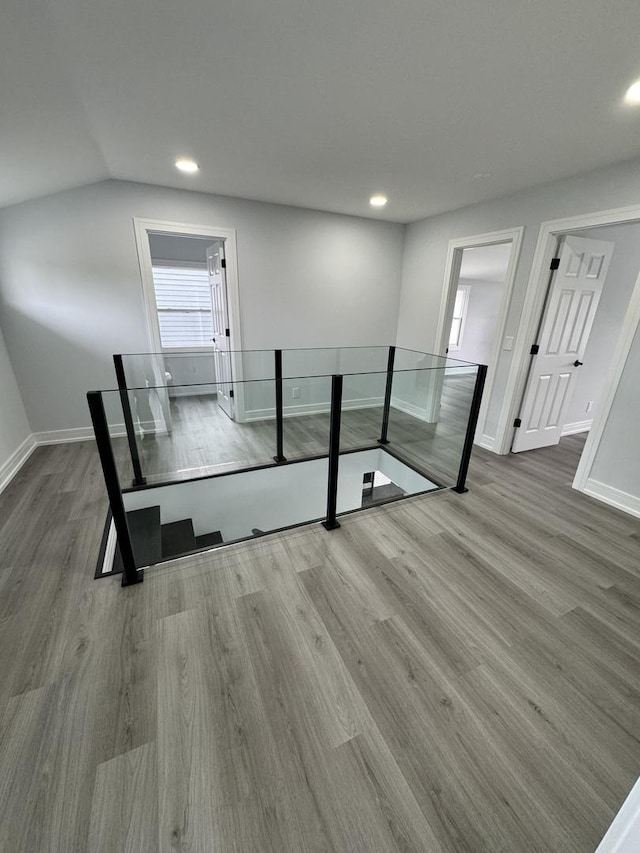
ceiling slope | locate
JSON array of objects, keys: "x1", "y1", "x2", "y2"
[{"x1": 3, "y1": 0, "x2": 640, "y2": 220}]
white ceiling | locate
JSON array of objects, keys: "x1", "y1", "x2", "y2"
[
  {"x1": 459, "y1": 243, "x2": 512, "y2": 282},
  {"x1": 3, "y1": 0, "x2": 640, "y2": 222}
]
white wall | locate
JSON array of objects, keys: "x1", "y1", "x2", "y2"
[
  {"x1": 562, "y1": 224, "x2": 640, "y2": 430},
  {"x1": 0, "y1": 323, "x2": 32, "y2": 489},
  {"x1": 589, "y1": 322, "x2": 640, "y2": 500},
  {"x1": 0, "y1": 179, "x2": 404, "y2": 433},
  {"x1": 453, "y1": 277, "x2": 504, "y2": 365},
  {"x1": 397, "y1": 155, "x2": 640, "y2": 442}
]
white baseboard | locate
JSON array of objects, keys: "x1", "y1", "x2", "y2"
[
  {"x1": 391, "y1": 398, "x2": 437, "y2": 424},
  {"x1": 33, "y1": 425, "x2": 126, "y2": 444},
  {"x1": 476, "y1": 434, "x2": 497, "y2": 452},
  {"x1": 0, "y1": 434, "x2": 37, "y2": 494},
  {"x1": 169, "y1": 387, "x2": 217, "y2": 399},
  {"x1": 445, "y1": 366, "x2": 478, "y2": 375},
  {"x1": 582, "y1": 478, "x2": 640, "y2": 519},
  {"x1": 34, "y1": 426, "x2": 96, "y2": 444},
  {"x1": 244, "y1": 397, "x2": 383, "y2": 423},
  {"x1": 561, "y1": 419, "x2": 593, "y2": 436},
  {"x1": 596, "y1": 776, "x2": 640, "y2": 852}
]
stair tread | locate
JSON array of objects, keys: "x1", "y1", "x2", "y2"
[
  {"x1": 161, "y1": 518, "x2": 196, "y2": 558},
  {"x1": 195, "y1": 530, "x2": 223, "y2": 548},
  {"x1": 126, "y1": 505, "x2": 162, "y2": 568}
]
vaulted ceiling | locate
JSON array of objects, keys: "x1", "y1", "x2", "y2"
[{"x1": 3, "y1": 0, "x2": 640, "y2": 222}]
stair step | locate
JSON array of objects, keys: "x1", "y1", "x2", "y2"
[
  {"x1": 194, "y1": 530, "x2": 223, "y2": 549},
  {"x1": 161, "y1": 519, "x2": 196, "y2": 558},
  {"x1": 125, "y1": 505, "x2": 162, "y2": 568}
]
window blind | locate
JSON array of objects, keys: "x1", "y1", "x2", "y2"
[{"x1": 152, "y1": 265, "x2": 213, "y2": 348}]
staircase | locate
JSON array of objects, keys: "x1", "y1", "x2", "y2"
[{"x1": 114, "y1": 506, "x2": 224, "y2": 570}]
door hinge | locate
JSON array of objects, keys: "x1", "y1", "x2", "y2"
[
  {"x1": 513, "y1": 418, "x2": 522, "y2": 428},
  {"x1": 225, "y1": 328, "x2": 230, "y2": 337},
  {"x1": 530, "y1": 344, "x2": 539, "y2": 355},
  {"x1": 221, "y1": 258, "x2": 226, "y2": 268},
  {"x1": 229, "y1": 389, "x2": 234, "y2": 398},
  {"x1": 550, "y1": 258, "x2": 560, "y2": 270}
]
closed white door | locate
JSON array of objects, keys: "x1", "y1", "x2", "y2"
[
  {"x1": 512, "y1": 234, "x2": 614, "y2": 452},
  {"x1": 207, "y1": 241, "x2": 234, "y2": 420}
]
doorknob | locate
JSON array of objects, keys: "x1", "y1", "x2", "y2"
[{"x1": 573, "y1": 360, "x2": 583, "y2": 367}]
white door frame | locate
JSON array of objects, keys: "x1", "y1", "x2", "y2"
[
  {"x1": 494, "y1": 203, "x2": 640, "y2": 499},
  {"x1": 132, "y1": 217, "x2": 242, "y2": 355},
  {"x1": 133, "y1": 217, "x2": 247, "y2": 420},
  {"x1": 434, "y1": 226, "x2": 524, "y2": 449}
]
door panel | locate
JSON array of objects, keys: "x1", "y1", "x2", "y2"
[
  {"x1": 512, "y1": 234, "x2": 614, "y2": 452},
  {"x1": 207, "y1": 242, "x2": 234, "y2": 420}
]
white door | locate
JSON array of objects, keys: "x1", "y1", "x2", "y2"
[
  {"x1": 512, "y1": 234, "x2": 614, "y2": 452},
  {"x1": 207, "y1": 241, "x2": 234, "y2": 420}
]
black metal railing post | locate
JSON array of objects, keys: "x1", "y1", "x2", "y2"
[
  {"x1": 377, "y1": 345, "x2": 396, "y2": 445},
  {"x1": 273, "y1": 349, "x2": 287, "y2": 463},
  {"x1": 87, "y1": 392, "x2": 143, "y2": 586},
  {"x1": 453, "y1": 363, "x2": 488, "y2": 494},
  {"x1": 322, "y1": 374, "x2": 343, "y2": 530},
  {"x1": 113, "y1": 354, "x2": 146, "y2": 486}
]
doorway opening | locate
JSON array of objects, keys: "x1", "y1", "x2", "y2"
[
  {"x1": 133, "y1": 218, "x2": 241, "y2": 423},
  {"x1": 436, "y1": 227, "x2": 524, "y2": 450},
  {"x1": 510, "y1": 221, "x2": 640, "y2": 483}
]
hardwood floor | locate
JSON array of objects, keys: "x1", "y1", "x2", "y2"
[{"x1": 1, "y1": 433, "x2": 640, "y2": 851}]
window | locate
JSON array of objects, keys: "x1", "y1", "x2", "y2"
[
  {"x1": 449, "y1": 285, "x2": 470, "y2": 351},
  {"x1": 151, "y1": 263, "x2": 213, "y2": 349}
]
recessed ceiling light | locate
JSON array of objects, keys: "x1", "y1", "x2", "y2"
[
  {"x1": 175, "y1": 158, "x2": 199, "y2": 173},
  {"x1": 624, "y1": 80, "x2": 640, "y2": 105},
  {"x1": 369, "y1": 194, "x2": 388, "y2": 208}
]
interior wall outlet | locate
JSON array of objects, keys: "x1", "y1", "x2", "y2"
[
  {"x1": 586, "y1": 400, "x2": 593, "y2": 413},
  {"x1": 292, "y1": 387, "x2": 300, "y2": 399}
]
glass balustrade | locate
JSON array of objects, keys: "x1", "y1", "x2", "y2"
[{"x1": 88, "y1": 346, "x2": 486, "y2": 585}]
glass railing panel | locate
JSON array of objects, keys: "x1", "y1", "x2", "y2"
[
  {"x1": 281, "y1": 374, "x2": 332, "y2": 461},
  {"x1": 119, "y1": 349, "x2": 277, "y2": 388},
  {"x1": 336, "y1": 447, "x2": 440, "y2": 515},
  {"x1": 281, "y1": 346, "x2": 389, "y2": 379},
  {"x1": 387, "y1": 365, "x2": 479, "y2": 486},
  {"x1": 394, "y1": 347, "x2": 475, "y2": 371},
  {"x1": 338, "y1": 370, "x2": 388, "y2": 452},
  {"x1": 110, "y1": 378, "x2": 278, "y2": 485},
  {"x1": 100, "y1": 389, "x2": 140, "y2": 488}
]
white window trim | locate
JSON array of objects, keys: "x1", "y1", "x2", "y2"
[{"x1": 448, "y1": 284, "x2": 471, "y2": 351}]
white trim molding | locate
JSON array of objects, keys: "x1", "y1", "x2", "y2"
[
  {"x1": 496, "y1": 202, "x2": 640, "y2": 457},
  {"x1": 596, "y1": 777, "x2": 640, "y2": 852},
  {"x1": 0, "y1": 435, "x2": 37, "y2": 495},
  {"x1": 244, "y1": 397, "x2": 383, "y2": 422},
  {"x1": 434, "y1": 226, "x2": 525, "y2": 447},
  {"x1": 561, "y1": 419, "x2": 592, "y2": 436},
  {"x1": 132, "y1": 217, "x2": 243, "y2": 357},
  {"x1": 583, "y1": 479, "x2": 640, "y2": 520}
]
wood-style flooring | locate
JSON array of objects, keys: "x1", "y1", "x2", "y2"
[
  {"x1": 115, "y1": 375, "x2": 475, "y2": 487},
  {"x1": 1, "y1": 433, "x2": 639, "y2": 851}
]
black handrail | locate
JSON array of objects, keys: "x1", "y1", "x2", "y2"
[
  {"x1": 87, "y1": 391, "x2": 143, "y2": 586},
  {"x1": 378, "y1": 344, "x2": 396, "y2": 445},
  {"x1": 453, "y1": 363, "x2": 487, "y2": 494},
  {"x1": 273, "y1": 349, "x2": 287, "y2": 463},
  {"x1": 113, "y1": 354, "x2": 146, "y2": 486},
  {"x1": 322, "y1": 374, "x2": 343, "y2": 530}
]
